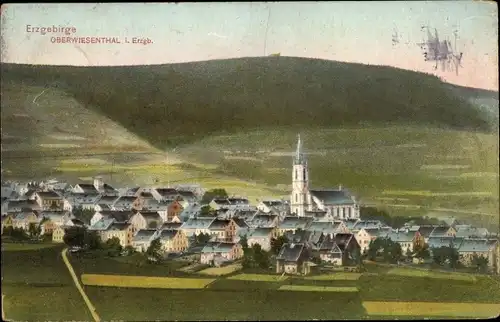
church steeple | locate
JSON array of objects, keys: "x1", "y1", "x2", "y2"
[{"x1": 294, "y1": 134, "x2": 305, "y2": 165}]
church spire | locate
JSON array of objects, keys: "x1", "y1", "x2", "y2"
[{"x1": 294, "y1": 133, "x2": 305, "y2": 165}]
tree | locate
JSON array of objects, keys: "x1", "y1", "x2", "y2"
[
  {"x1": 201, "y1": 189, "x2": 229, "y2": 204},
  {"x1": 146, "y1": 238, "x2": 164, "y2": 263},
  {"x1": 471, "y1": 254, "x2": 489, "y2": 273},
  {"x1": 28, "y1": 223, "x2": 42, "y2": 239},
  {"x1": 270, "y1": 235, "x2": 288, "y2": 255},
  {"x1": 84, "y1": 230, "x2": 102, "y2": 250},
  {"x1": 405, "y1": 248, "x2": 413, "y2": 261},
  {"x1": 240, "y1": 234, "x2": 249, "y2": 250},
  {"x1": 104, "y1": 237, "x2": 122, "y2": 257},
  {"x1": 72, "y1": 206, "x2": 95, "y2": 226},
  {"x1": 194, "y1": 232, "x2": 211, "y2": 245},
  {"x1": 123, "y1": 245, "x2": 136, "y2": 256},
  {"x1": 352, "y1": 247, "x2": 363, "y2": 268},
  {"x1": 199, "y1": 205, "x2": 217, "y2": 217},
  {"x1": 251, "y1": 244, "x2": 271, "y2": 269},
  {"x1": 367, "y1": 238, "x2": 385, "y2": 261},
  {"x1": 414, "y1": 243, "x2": 431, "y2": 261},
  {"x1": 63, "y1": 226, "x2": 86, "y2": 248},
  {"x1": 382, "y1": 239, "x2": 402, "y2": 264},
  {"x1": 432, "y1": 246, "x2": 448, "y2": 266}
]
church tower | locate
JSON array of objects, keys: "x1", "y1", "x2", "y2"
[{"x1": 291, "y1": 134, "x2": 310, "y2": 216}]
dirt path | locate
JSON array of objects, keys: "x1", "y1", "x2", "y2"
[{"x1": 61, "y1": 248, "x2": 101, "y2": 322}]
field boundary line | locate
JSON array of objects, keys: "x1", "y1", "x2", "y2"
[{"x1": 62, "y1": 248, "x2": 101, "y2": 322}]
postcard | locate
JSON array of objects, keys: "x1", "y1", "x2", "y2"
[{"x1": 1, "y1": 2, "x2": 499, "y2": 321}]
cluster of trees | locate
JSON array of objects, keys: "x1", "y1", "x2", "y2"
[
  {"x1": 3, "y1": 222, "x2": 49, "y2": 242},
  {"x1": 240, "y1": 236, "x2": 271, "y2": 269},
  {"x1": 367, "y1": 237, "x2": 403, "y2": 264},
  {"x1": 192, "y1": 232, "x2": 211, "y2": 245},
  {"x1": 201, "y1": 188, "x2": 228, "y2": 205},
  {"x1": 72, "y1": 206, "x2": 95, "y2": 226},
  {"x1": 360, "y1": 207, "x2": 444, "y2": 229}
]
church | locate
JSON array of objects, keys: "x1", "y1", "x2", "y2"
[{"x1": 290, "y1": 134, "x2": 360, "y2": 220}]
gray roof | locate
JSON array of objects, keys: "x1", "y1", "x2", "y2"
[
  {"x1": 387, "y1": 231, "x2": 415, "y2": 242},
  {"x1": 201, "y1": 242, "x2": 238, "y2": 253},
  {"x1": 139, "y1": 211, "x2": 162, "y2": 221},
  {"x1": 428, "y1": 237, "x2": 463, "y2": 249},
  {"x1": 76, "y1": 184, "x2": 99, "y2": 194},
  {"x1": 114, "y1": 196, "x2": 137, "y2": 204},
  {"x1": 209, "y1": 219, "x2": 231, "y2": 230},
  {"x1": 278, "y1": 216, "x2": 314, "y2": 229},
  {"x1": 455, "y1": 227, "x2": 489, "y2": 238},
  {"x1": 89, "y1": 218, "x2": 114, "y2": 231},
  {"x1": 417, "y1": 226, "x2": 437, "y2": 238},
  {"x1": 133, "y1": 229, "x2": 158, "y2": 242},
  {"x1": 181, "y1": 217, "x2": 215, "y2": 229},
  {"x1": 108, "y1": 222, "x2": 131, "y2": 231},
  {"x1": 100, "y1": 210, "x2": 134, "y2": 223},
  {"x1": 262, "y1": 200, "x2": 284, "y2": 207},
  {"x1": 309, "y1": 189, "x2": 355, "y2": 205},
  {"x1": 352, "y1": 220, "x2": 383, "y2": 230},
  {"x1": 429, "y1": 226, "x2": 453, "y2": 237},
  {"x1": 250, "y1": 214, "x2": 278, "y2": 227},
  {"x1": 458, "y1": 239, "x2": 496, "y2": 253},
  {"x1": 277, "y1": 243, "x2": 306, "y2": 262},
  {"x1": 364, "y1": 227, "x2": 390, "y2": 238},
  {"x1": 307, "y1": 221, "x2": 336, "y2": 233},
  {"x1": 160, "y1": 222, "x2": 182, "y2": 230},
  {"x1": 96, "y1": 195, "x2": 119, "y2": 205},
  {"x1": 36, "y1": 191, "x2": 62, "y2": 199},
  {"x1": 232, "y1": 218, "x2": 249, "y2": 228},
  {"x1": 247, "y1": 227, "x2": 274, "y2": 238},
  {"x1": 158, "y1": 229, "x2": 179, "y2": 241}
]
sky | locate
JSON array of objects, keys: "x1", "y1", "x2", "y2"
[{"x1": 1, "y1": 2, "x2": 498, "y2": 90}]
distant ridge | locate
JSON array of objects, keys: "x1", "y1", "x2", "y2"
[{"x1": 1, "y1": 56, "x2": 495, "y2": 149}]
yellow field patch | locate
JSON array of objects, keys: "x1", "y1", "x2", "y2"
[
  {"x1": 279, "y1": 285, "x2": 359, "y2": 292},
  {"x1": 198, "y1": 263, "x2": 242, "y2": 276},
  {"x1": 303, "y1": 273, "x2": 362, "y2": 281},
  {"x1": 81, "y1": 274, "x2": 215, "y2": 289},
  {"x1": 227, "y1": 273, "x2": 287, "y2": 282},
  {"x1": 387, "y1": 267, "x2": 476, "y2": 282},
  {"x1": 362, "y1": 301, "x2": 500, "y2": 318}
]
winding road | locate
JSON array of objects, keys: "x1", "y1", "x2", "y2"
[{"x1": 61, "y1": 248, "x2": 101, "y2": 322}]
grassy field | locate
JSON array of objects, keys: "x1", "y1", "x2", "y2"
[
  {"x1": 1, "y1": 242, "x2": 59, "y2": 251},
  {"x1": 303, "y1": 272, "x2": 362, "y2": 280},
  {"x1": 278, "y1": 285, "x2": 359, "y2": 292},
  {"x1": 81, "y1": 273, "x2": 215, "y2": 289},
  {"x1": 227, "y1": 273, "x2": 288, "y2": 282},
  {"x1": 1, "y1": 244, "x2": 91, "y2": 321},
  {"x1": 199, "y1": 263, "x2": 242, "y2": 276},
  {"x1": 387, "y1": 267, "x2": 477, "y2": 282}
]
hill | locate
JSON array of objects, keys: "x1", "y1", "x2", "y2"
[{"x1": 1, "y1": 57, "x2": 496, "y2": 150}]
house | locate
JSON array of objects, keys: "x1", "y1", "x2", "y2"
[
  {"x1": 386, "y1": 229, "x2": 422, "y2": 254},
  {"x1": 277, "y1": 216, "x2": 314, "y2": 235},
  {"x1": 90, "y1": 210, "x2": 134, "y2": 227},
  {"x1": 308, "y1": 189, "x2": 360, "y2": 220},
  {"x1": 94, "y1": 195, "x2": 120, "y2": 209},
  {"x1": 249, "y1": 214, "x2": 279, "y2": 228},
  {"x1": 257, "y1": 199, "x2": 288, "y2": 217},
  {"x1": 458, "y1": 238, "x2": 498, "y2": 270},
  {"x1": 427, "y1": 237, "x2": 464, "y2": 254},
  {"x1": 7, "y1": 200, "x2": 41, "y2": 213},
  {"x1": 246, "y1": 227, "x2": 278, "y2": 251},
  {"x1": 200, "y1": 242, "x2": 243, "y2": 266},
  {"x1": 140, "y1": 199, "x2": 171, "y2": 221},
  {"x1": 39, "y1": 211, "x2": 71, "y2": 234},
  {"x1": 178, "y1": 203, "x2": 202, "y2": 221},
  {"x1": 72, "y1": 183, "x2": 99, "y2": 195},
  {"x1": 415, "y1": 225, "x2": 437, "y2": 243},
  {"x1": 284, "y1": 229, "x2": 324, "y2": 251},
  {"x1": 317, "y1": 235, "x2": 344, "y2": 265},
  {"x1": 152, "y1": 188, "x2": 181, "y2": 202},
  {"x1": 159, "y1": 222, "x2": 183, "y2": 231},
  {"x1": 131, "y1": 229, "x2": 161, "y2": 252},
  {"x1": 455, "y1": 227, "x2": 490, "y2": 238},
  {"x1": 8, "y1": 211, "x2": 39, "y2": 230},
  {"x1": 1, "y1": 214, "x2": 14, "y2": 231},
  {"x1": 166, "y1": 200, "x2": 184, "y2": 222},
  {"x1": 92, "y1": 177, "x2": 119, "y2": 196},
  {"x1": 353, "y1": 228, "x2": 372, "y2": 253},
  {"x1": 112, "y1": 196, "x2": 138, "y2": 211},
  {"x1": 52, "y1": 225, "x2": 67, "y2": 243},
  {"x1": 429, "y1": 226, "x2": 457, "y2": 238},
  {"x1": 140, "y1": 211, "x2": 164, "y2": 228},
  {"x1": 99, "y1": 222, "x2": 134, "y2": 247},
  {"x1": 157, "y1": 229, "x2": 189, "y2": 253},
  {"x1": 66, "y1": 192, "x2": 101, "y2": 210},
  {"x1": 276, "y1": 243, "x2": 311, "y2": 275},
  {"x1": 208, "y1": 218, "x2": 238, "y2": 242},
  {"x1": 180, "y1": 217, "x2": 216, "y2": 237}
]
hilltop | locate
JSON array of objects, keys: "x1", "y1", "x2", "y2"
[{"x1": 1, "y1": 57, "x2": 496, "y2": 149}]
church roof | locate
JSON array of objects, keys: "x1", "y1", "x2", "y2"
[{"x1": 309, "y1": 189, "x2": 355, "y2": 205}]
